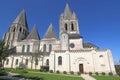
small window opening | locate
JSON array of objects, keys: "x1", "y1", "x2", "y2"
[{"x1": 65, "y1": 23, "x2": 67, "y2": 31}]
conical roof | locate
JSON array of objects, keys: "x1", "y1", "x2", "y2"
[
  {"x1": 26, "y1": 26, "x2": 40, "y2": 40},
  {"x1": 63, "y1": 4, "x2": 72, "y2": 19},
  {"x1": 72, "y1": 12, "x2": 77, "y2": 19},
  {"x1": 13, "y1": 9, "x2": 28, "y2": 29},
  {"x1": 44, "y1": 23, "x2": 58, "y2": 39}
]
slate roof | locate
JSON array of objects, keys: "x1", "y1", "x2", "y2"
[
  {"x1": 26, "y1": 26, "x2": 40, "y2": 40},
  {"x1": 63, "y1": 4, "x2": 72, "y2": 19},
  {"x1": 13, "y1": 9, "x2": 28, "y2": 29},
  {"x1": 69, "y1": 34, "x2": 83, "y2": 39},
  {"x1": 83, "y1": 42, "x2": 99, "y2": 49},
  {"x1": 44, "y1": 23, "x2": 58, "y2": 39}
]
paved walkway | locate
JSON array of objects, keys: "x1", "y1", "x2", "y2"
[
  {"x1": 81, "y1": 74, "x2": 96, "y2": 80},
  {"x1": 8, "y1": 72, "x2": 19, "y2": 76}
]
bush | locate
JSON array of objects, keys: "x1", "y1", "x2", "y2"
[
  {"x1": 0, "y1": 68, "x2": 7, "y2": 76},
  {"x1": 95, "y1": 72, "x2": 99, "y2": 75},
  {"x1": 101, "y1": 72, "x2": 106, "y2": 75},
  {"x1": 89, "y1": 72, "x2": 92, "y2": 75},
  {"x1": 49, "y1": 70, "x2": 53, "y2": 73},
  {"x1": 56, "y1": 70, "x2": 60, "y2": 74},
  {"x1": 40, "y1": 69, "x2": 43, "y2": 72},
  {"x1": 77, "y1": 72, "x2": 81, "y2": 75},
  {"x1": 117, "y1": 72, "x2": 120, "y2": 76},
  {"x1": 63, "y1": 71, "x2": 67, "y2": 74},
  {"x1": 40, "y1": 66, "x2": 49, "y2": 72},
  {"x1": 108, "y1": 72, "x2": 113, "y2": 76},
  {"x1": 70, "y1": 71, "x2": 74, "y2": 75},
  {"x1": 115, "y1": 65, "x2": 120, "y2": 76}
]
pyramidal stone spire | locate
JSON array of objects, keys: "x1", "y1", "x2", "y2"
[
  {"x1": 72, "y1": 12, "x2": 77, "y2": 19},
  {"x1": 26, "y1": 25, "x2": 40, "y2": 40},
  {"x1": 63, "y1": 3, "x2": 72, "y2": 19},
  {"x1": 13, "y1": 9, "x2": 28, "y2": 29},
  {"x1": 44, "y1": 23, "x2": 58, "y2": 39}
]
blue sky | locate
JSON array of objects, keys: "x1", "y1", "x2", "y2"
[{"x1": 0, "y1": 0, "x2": 120, "y2": 64}]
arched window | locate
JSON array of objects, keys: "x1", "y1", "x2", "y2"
[
  {"x1": 15, "y1": 59, "x2": 18, "y2": 65},
  {"x1": 25, "y1": 59, "x2": 28, "y2": 65},
  {"x1": 22, "y1": 45, "x2": 25, "y2": 53},
  {"x1": 19, "y1": 27, "x2": 22, "y2": 32},
  {"x1": 71, "y1": 23, "x2": 74, "y2": 31},
  {"x1": 35, "y1": 59, "x2": 38, "y2": 65},
  {"x1": 27, "y1": 45, "x2": 30, "y2": 52},
  {"x1": 58, "y1": 56, "x2": 62, "y2": 65},
  {"x1": 49, "y1": 44, "x2": 52, "y2": 52},
  {"x1": 65, "y1": 23, "x2": 67, "y2": 31},
  {"x1": 43, "y1": 44, "x2": 46, "y2": 52},
  {"x1": 46, "y1": 59, "x2": 49, "y2": 66},
  {"x1": 6, "y1": 59, "x2": 9, "y2": 65},
  {"x1": 13, "y1": 27, "x2": 15, "y2": 32}
]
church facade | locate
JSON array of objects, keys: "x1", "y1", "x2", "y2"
[{"x1": 3, "y1": 4, "x2": 116, "y2": 74}]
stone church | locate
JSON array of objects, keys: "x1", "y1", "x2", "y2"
[{"x1": 3, "y1": 4, "x2": 116, "y2": 74}]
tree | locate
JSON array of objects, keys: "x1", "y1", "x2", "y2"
[
  {"x1": 115, "y1": 65, "x2": 120, "y2": 76},
  {"x1": 0, "y1": 40, "x2": 9, "y2": 68},
  {"x1": 30, "y1": 50, "x2": 44, "y2": 69}
]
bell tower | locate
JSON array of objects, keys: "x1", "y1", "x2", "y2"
[
  {"x1": 3, "y1": 10, "x2": 29, "y2": 48},
  {"x1": 59, "y1": 4, "x2": 80, "y2": 36},
  {"x1": 59, "y1": 4, "x2": 82, "y2": 50}
]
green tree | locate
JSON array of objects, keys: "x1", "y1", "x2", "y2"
[
  {"x1": 115, "y1": 65, "x2": 120, "y2": 76},
  {"x1": 0, "y1": 40, "x2": 9, "y2": 68},
  {"x1": 30, "y1": 50, "x2": 44, "y2": 69}
]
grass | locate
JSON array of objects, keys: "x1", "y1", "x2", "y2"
[
  {"x1": 92, "y1": 75, "x2": 120, "y2": 80},
  {"x1": 17, "y1": 72, "x2": 84, "y2": 80},
  {"x1": 5, "y1": 68, "x2": 84, "y2": 80}
]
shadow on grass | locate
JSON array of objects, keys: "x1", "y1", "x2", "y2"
[{"x1": 14, "y1": 75, "x2": 44, "y2": 80}]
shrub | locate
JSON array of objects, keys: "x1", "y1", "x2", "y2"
[
  {"x1": 108, "y1": 72, "x2": 113, "y2": 76},
  {"x1": 56, "y1": 70, "x2": 60, "y2": 74},
  {"x1": 95, "y1": 72, "x2": 99, "y2": 75},
  {"x1": 63, "y1": 71, "x2": 67, "y2": 74},
  {"x1": 115, "y1": 65, "x2": 120, "y2": 76},
  {"x1": 77, "y1": 72, "x2": 81, "y2": 75},
  {"x1": 40, "y1": 69, "x2": 43, "y2": 72},
  {"x1": 40, "y1": 66, "x2": 49, "y2": 72},
  {"x1": 0, "y1": 68, "x2": 7, "y2": 76},
  {"x1": 89, "y1": 72, "x2": 92, "y2": 75},
  {"x1": 101, "y1": 72, "x2": 105, "y2": 75},
  {"x1": 49, "y1": 70, "x2": 53, "y2": 73},
  {"x1": 70, "y1": 71, "x2": 74, "y2": 75},
  {"x1": 117, "y1": 71, "x2": 120, "y2": 76}
]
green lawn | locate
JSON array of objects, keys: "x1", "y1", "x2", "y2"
[
  {"x1": 5, "y1": 68, "x2": 84, "y2": 80},
  {"x1": 92, "y1": 75, "x2": 120, "y2": 80},
  {"x1": 18, "y1": 72, "x2": 84, "y2": 80}
]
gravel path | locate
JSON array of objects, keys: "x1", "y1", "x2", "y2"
[{"x1": 81, "y1": 74, "x2": 96, "y2": 80}]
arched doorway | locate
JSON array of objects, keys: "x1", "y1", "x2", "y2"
[{"x1": 79, "y1": 64, "x2": 84, "y2": 73}]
